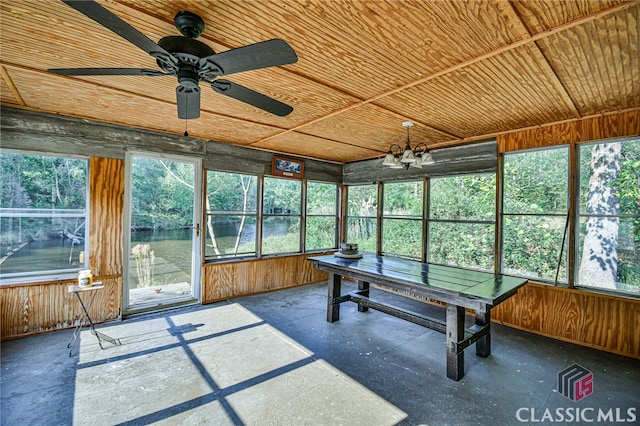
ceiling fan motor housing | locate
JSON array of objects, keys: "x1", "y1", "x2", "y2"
[{"x1": 174, "y1": 10, "x2": 205, "y2": 39}]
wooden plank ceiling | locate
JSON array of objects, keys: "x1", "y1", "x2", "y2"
[{"x1": 1, "y1": 0, "x2": 638, "y2": 164}]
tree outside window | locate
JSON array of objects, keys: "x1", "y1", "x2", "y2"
[
  {"x1": 577, "y1": 138, "x2": 639, "y2": 292},
  {"x1": 205, "y1": 171, "x2": 257, "y2": 260}
]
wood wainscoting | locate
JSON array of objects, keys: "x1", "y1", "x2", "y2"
[
  {"x1": 0, "y1": 276, "x2": 122, "y2": 339},
  {"x1": 202, "y1": 253, "x2": 329, "y2": 303},
  {"x1": 493, "y1": 283, "x2": 640, "y2": 359}
]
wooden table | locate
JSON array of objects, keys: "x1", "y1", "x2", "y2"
[{"x1": 308, "y1": 254, "x2": 527, "y2": 380}]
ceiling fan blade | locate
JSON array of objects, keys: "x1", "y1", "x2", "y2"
[
  {"x1": 201, "y1": 39, "x2": 297, "y2": 76},
  {"x1": 211, "y1": 80, "x2": 293, "y2": 116},
  {"x1": 61, "y1": 0, "x2": 176, "y2": 63},
  {"x1": 48, "y1": 68, "x2": 167, "y2": 77},
  {"x1": 176, "y1": 86, "x2": 201, "y2": 119}
]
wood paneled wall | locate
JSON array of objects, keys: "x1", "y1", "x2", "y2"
[
  {"x1": 0, "y1": 277, "x2": 121, "y2": 338},
  {"x1": 493, "y1": 283, "x2": 640, "y2": 359},
  {"x1": 89, "y1": 157, "x2": 124, "y2": 277},
  {"x1": 202, "y1": 253, "x2": 329, "y2": 303}
]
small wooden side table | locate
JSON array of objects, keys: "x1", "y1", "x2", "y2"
[{"x1": 67, "y1": 282, "x2": 121, "y2": 356}]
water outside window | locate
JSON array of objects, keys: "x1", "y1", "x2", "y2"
[{"x1": 125, "y1": 154, "x2": 201, "y2": 312}]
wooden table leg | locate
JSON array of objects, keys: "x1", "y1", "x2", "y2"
[
  {"x1": 446, "y1": 304, "x2": 465, "y2": 381},
  {"x1": 475, "y1": 309, "x2": 491, "y2": 357},
  {"x1": 327, "y1": 272, "x2": 342, "y2": 322},
  {"x1": 358, "y1": 280, "x2": 369, "y2": 312}
]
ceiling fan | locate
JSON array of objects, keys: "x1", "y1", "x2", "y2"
[{"x1": 48, "y1": 0, "x2": 298, "y2": 119}]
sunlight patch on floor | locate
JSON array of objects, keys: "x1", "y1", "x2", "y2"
[{"x1": 73, "y1": 303, "x2": 407, "y2": 425}]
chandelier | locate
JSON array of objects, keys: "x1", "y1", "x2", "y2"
[{"x1": 382, "y1": 121, "x2": 434, "y2": 169}]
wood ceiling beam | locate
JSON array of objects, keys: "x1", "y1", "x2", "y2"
[
  {"x1": 1, "y1": 65, "x2": 26, "y2": 107},
  {"x1": 252, "y1": 0, "x2": 637, "y2": 148}
]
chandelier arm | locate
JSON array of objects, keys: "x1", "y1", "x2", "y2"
[{"x1": 413, "y1": 143, "x2": 427, "y2": 154}]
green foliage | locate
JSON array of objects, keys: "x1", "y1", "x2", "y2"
[
  {"x1": 615, "y1": 141, "x2": 640, "y2": 245},
  {"x1": 346, "y1": 184, "x2": 378, "y2": 251},
  {"x1": 207, "y1": 171, "x2": 257, "y2": 212},
  {"x1": 130, "y1": 158, "x2": 195, "y2": 230},
  {"x1": 383, "y1": 181, "x2": 422, "y2": 216},
  {"x1": 262, "y1": 217, "x2": 300, "y2": 254},
  {"x1": 382, "y1": 218, "x2": 422, "y2": 258},
  {"x1": 504, "y1": 148, "x2": 568, "y2": 214},
  {"x1": 502, "y1": 148, "x2": 569, "y2": 281},
  {"x1": 430, "y1": 174, "x2": 495, "y2": 220},
  {"x1": 502, "y1": 216, "x2": 567, "y2": 281},
  {"x1": 1, "y1": 153, "x2": 87, "y2": 210},
  {"x1": 264, "y1": 177, "x2": 301, "y2": 213},
  {"x1": 429, "y1": 222, "x2": 495, "y2": 270},
  {"x1": 347, "y1": 185, "x2": 377, "y2": 216},
  {"x1": 307, "y1": 182, "x2": 337, "y2": 215},
  {"x1": 306, "y1": 217, "x2": 337, "y2": 250},
  {"x1": 1, "y1": 153, "x2": 87, "y2": 248}
]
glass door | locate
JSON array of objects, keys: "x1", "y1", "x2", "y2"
[{"x1": 123, "y1": 152, "x2": 202, "y2": 313}]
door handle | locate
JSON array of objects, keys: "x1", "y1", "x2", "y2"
[{"x1": 195, "y1": 223, "x2": 200, "y2": 237}]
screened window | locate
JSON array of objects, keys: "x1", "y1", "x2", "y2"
[
  {"x1": 382, "y1": 181, "x2": 423, "y2": 259},
  {"x1": 346, "y1": 184, "x2": 377, "y2": 252},
  {"x1": 0, "y1": 152, "x2": 89, "y2": 281},
  {"x1": 577, "y1": 138, "x2": 640, "y2": 293},
  {"x1": 429, "y1": 174, "x2": 496, "y2": 270},
  {"x1": 502, "y1": 147, "x2": 569, "y2": 281},
  {"x1": 262, "y1": 177, "x2": 301, "y2": 255},
  {"x1": 205, "y1": 171, "x2": 257, "y2": 260},
  {"x1": 306, "y1": 181, "x2": 338, "y2": 251}
]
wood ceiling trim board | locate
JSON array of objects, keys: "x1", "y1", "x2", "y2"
[
  {"x1": 345, "y1": 103, "x2": 456, "y2": 141},
  {"x1": 0, "y1": 65, "x2": 25, "y2": 106},
  {"x1": 252, "y1": 0, "x2": 636, "y2": 150}
]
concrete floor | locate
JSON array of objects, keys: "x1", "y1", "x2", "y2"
[{"x1": 2, "y1": 281, "x2": 639, "y2": 426}]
